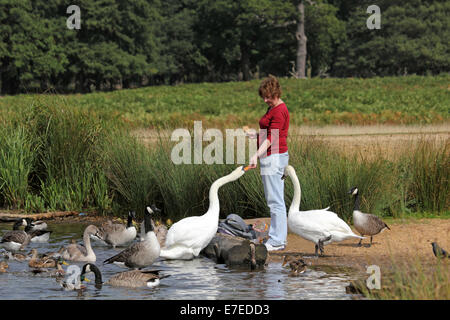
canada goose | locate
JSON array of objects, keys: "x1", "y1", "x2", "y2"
[
  {"x1": 160, "y1": 166, "x2": 249, "y2": 260},
  {"x1": 80, "y1": 263, "x2": 169, "y2": 288},
  {"x1": 103, "y1": 206, "x2": 160, "y2": 269},
  {"x1": 282, "y1": 256, "x2": 308, "y2": 275},
  {"x1": 0, "y1": 261, "x2": 8, "y2": 273},
  {"x1": 348, "y1": 187, "x2": 390, "y2": 247},
  {"x1": 1, "y1": 219, "x2": 32, "y2": 251},
  {"x1": 61, "y1": 225, "x2": 100, "y2": 262},
  {"x1": 283, "y1": 166, "x2": 364, "y2": 256},
  {"x1": 24, "y1": 219, "x2": 52, "y2": 243},
  {"x1": 138, "y1": 206, "x2": 167, "y2": 246},
  {"x1": 92, "y1": 211, "x2": 137, "y2": 248},
  {"x1": 431, "y1": 242, "x2": 449, "y2": 259}
]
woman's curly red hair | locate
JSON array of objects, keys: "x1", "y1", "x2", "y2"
[{"x1": 258, "y1": 75, "x2": 282, "y2": 99}]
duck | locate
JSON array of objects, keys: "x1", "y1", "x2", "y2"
[
  {"x1": 103, "y1": 206, "x2": 160, "y2": 269},
  {"x1": 31, "y1": 260, "x2": 66, "y2": 277},
  {"x1": 348, "y1": 187, "x2": 390, "y2": 247},
  {"x1": 61, "y1": 225, "x2": 100, "y2": 262},
  {"x1": 92, "y1": 211, "x2": 137, "y2": 248},
  {"x1": 160, "y1": 166, "x2": 249, "y2": 260},
  {"x1": 283, "y1": 165, "x2": 364, "y2": 256},
  {"x1": 0, "y1": 219, "x2": 32, "y2": 251},
  {"x1": 56, "y1": 265, "x2": 86, "y2": 291},
  {"x1": 0, "y1": 261, "x2": 8, "y2": 273},
  {"x1": 282, "y1": 255, "x2": 308, "y2": 275},
  {"x1": 80, "y1": 263, "x2": 169, "y2": 288},
  {"x1": 57, "y1": 278, "x2": 86, "y2": 291},
  {"x1": 28, "y1": 249, "x2": 65, "y2": 269},
  {"x1": 41, "y1": 247, "x2": 65, "y2": 260},
  {"x1": 2, "y1": 250, "x2": 32, "y2": 261},
  {"x1": 431, "y1": 242, "x2": 449, "y2": 259}
]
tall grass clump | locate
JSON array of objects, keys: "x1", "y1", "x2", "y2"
[
  {"x1": 405, "y1": 138, "x2": 449, "y2": 214},
  {"x1": 0, "y1": 125, "x2": 38, "y2": 209},
  {"x1": 102, "y1": 131, "x2": 158, "y2": 216},
  {"x1": 24, "y1": 98, "x2": 113, "y2": 213}
]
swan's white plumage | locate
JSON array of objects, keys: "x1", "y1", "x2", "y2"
[
  {"x1": 284, "y1": 165, "x2": 363, "y2": 249},
  {"x1": 160, "y1": 166, "x2": 246, "y2": 260}
]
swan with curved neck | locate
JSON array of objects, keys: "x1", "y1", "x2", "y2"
[
  {"x1": 283, "y1": 165, "x2": 363, "y2": 256},
  {"x1": 61, "y1": 225, "x2": 99, "y2": 262},
  {"x1": 160, "y1": 166, "x2": 249, "y2": 260}
]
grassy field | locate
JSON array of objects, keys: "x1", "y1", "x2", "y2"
[
  {"x1": 1, "y1": 75, "x2": 449, "y2": 128},
  {"x1": 0, "y1": 76, "x2": 448, "y2": 220}
]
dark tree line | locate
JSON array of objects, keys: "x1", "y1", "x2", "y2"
[{"x1": 0, "y1": 0, "x2": 448, "y2": 94}]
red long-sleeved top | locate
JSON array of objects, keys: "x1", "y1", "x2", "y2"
[{"x1": 258, "y1": 102, "x2": 290, "y2": 156}]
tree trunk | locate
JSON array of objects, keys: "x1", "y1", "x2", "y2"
[
  {"x1": 240, "y1": 43, "x2": 251, "y2": 81},
  {"x1": 295, "y1": 1, "x2": 307, "y2": 79}
]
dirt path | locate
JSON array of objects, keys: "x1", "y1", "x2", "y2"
[
  {"x1": 246, "y1": 217, "x2": 450, "y2": 276},
  {"x1": 134, "y1": 124, "x2": 449, "y2": 160}
]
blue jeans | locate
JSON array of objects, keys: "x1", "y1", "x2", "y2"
[{"x1": 260, "y1": 152, "x2": 289, "y2": 247}]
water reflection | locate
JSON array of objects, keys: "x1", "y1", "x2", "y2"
[{"x1": 0, "y1": 221, "x2": 357, "y2": 300}]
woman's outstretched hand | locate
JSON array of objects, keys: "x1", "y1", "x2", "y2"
[
  {"x1": 248, "y1": 154, "x2": 258, "y2": 169},
  {"x1": 243, "y1": 126, "x2": 258, "y2": 139}
]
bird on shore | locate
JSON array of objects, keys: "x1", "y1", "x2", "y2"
[
  {"x1": 80, "y1": 263, "x2": 169, "y2": 288},
  {"x1": 282, "y1": 166, "x2": 364, "y2": 257},
  {"x1": 282, "y1": 255, "x2": 308, "y2": 275},
  {"x1": 103, "y1": 206, "x2": 160, "y2": 269},
  {"x1": 348, "y1": 187, "x2": 390, "y2": 247},
  {"x1": 431, "y1": 242, "x2": 449, "y2": 259}
]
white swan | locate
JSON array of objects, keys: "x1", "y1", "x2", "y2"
[
  {"x1": 159, "y1": 166, "x2": 249, "y2": 260},
  {"x1": 283, "y1": 165, "x2": 364, "y2": 256}
]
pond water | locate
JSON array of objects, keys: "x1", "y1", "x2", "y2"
[{"x1": 0, "y1": 221, "x2": 359, "y2": 300}]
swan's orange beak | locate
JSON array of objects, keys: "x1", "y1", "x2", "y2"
[{"x1": 243, "y1": 166, "x2": 252, "y2": 172}]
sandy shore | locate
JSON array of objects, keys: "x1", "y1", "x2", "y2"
[{"x1": 246, "y1": 217, "x2": 450, "y2": 277}]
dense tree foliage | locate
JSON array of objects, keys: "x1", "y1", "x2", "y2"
[
  {"x1": 333, "y1": 0, "x2": 450, "y2": 77},
  {"x1": 0, "y1": 0, "x2": 448, "y2": 94}
]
